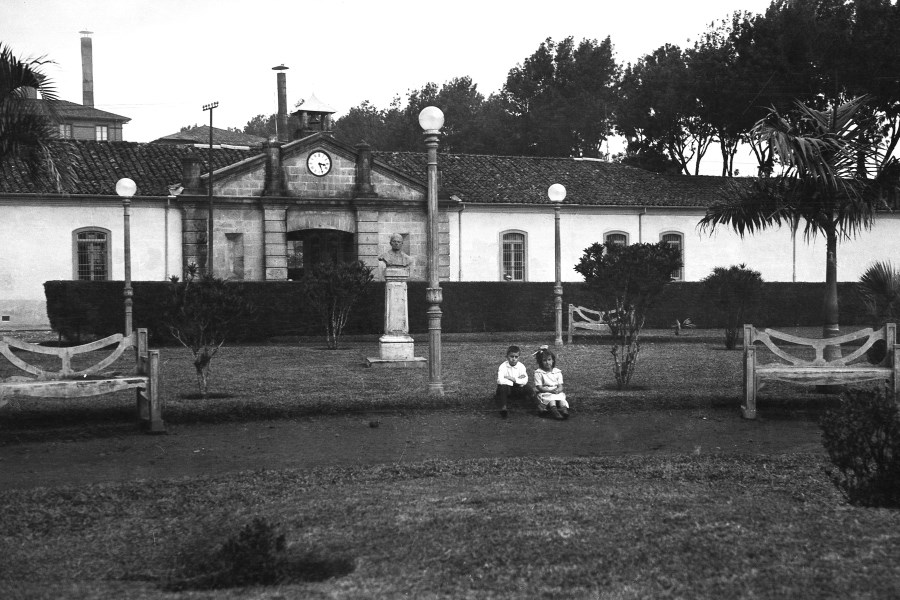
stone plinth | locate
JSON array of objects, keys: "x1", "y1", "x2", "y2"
[{"x1": 366, "y1": 266, "x2": 426, "y2": 368}]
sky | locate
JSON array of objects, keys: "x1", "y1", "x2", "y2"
[{"x1": 5, "y1": 0, "x2": 774, "y2": 171}]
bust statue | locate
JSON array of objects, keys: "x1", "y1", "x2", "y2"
[{"x1": 378, "y1": 233, "x2": 412, "y2": 268}]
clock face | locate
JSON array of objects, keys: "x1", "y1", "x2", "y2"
[{"x1": 307, "y1": 150, "x2": 332, "y2": 176}]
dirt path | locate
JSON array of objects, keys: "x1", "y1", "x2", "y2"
[{"x1": 0, "y1": 407, "x2": 825, "y2": 490}]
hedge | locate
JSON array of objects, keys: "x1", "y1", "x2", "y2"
[{"x1": 44, "y1": 280, "x2": 874, "y2": 343}]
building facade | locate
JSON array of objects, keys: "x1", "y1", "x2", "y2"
[{"x1": 2, "y1": 135, "x2": 900, "y2": 330}]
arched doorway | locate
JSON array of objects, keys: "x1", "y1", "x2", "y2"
[{"x1": 286, "y1": 229, "x2": 355, "y2": 279}]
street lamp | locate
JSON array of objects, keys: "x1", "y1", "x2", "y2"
[
  {"x1": 419, "y1": 106, "x2": 444, "y2": 395},
  {"x1": 115, "y1": 177, "x2": 136, "y2": 336},
  {"x1": 547, "y1": 183, "x2": 566, "y2": 346},
  {"x1": 203, "y1": 101, "x2": 218, "y2": 276}
]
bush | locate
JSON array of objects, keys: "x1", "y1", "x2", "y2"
[
  {"x1": 164, "y1": 272, "x2": 254, "y2": 397},
  {"x1": 166, "y1": 517, "x2": 355, "y2": 591},
  {"x1": 820, "y1": 387, "x2": 900, "y2": 508},
  {"x1": 702, "y1": 264, "x2": 764, "y2": 349},
  {"x1": 301, "y1": 260, "x2": 374, "y2": 349}
]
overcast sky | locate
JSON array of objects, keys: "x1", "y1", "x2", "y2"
[{"x1": 6, "y1": 0, "x2": 773, "y2": 170}]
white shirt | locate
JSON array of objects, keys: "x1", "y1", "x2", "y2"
[{"x1": 497, "y1": 361, "x2": 528, "y2": 386}]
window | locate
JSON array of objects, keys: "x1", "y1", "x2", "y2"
[
  {"x1": 661, "y1": 232, "x2": 684, "y2": 281},
  {"x1": 58, "y1": 124, "x2": 72, "y2": 138},
  {"x1": 73, "y1": 228, "x2": 110, "y2": 280},
  {"x1": 95, "y1": 125, "x2": 108, "y2": 141},
  {"x1": 501, "y1": 231, "x2": 527, "y2": 281},
  {"x1": 604, "y1": 232, "x2": 628, "y2": 247}
]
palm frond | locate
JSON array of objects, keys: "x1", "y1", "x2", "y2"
[{"x1": 0, "y1": 44, "x2": 72, "y2": 192}]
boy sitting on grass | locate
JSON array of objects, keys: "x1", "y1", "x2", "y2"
[{"x1": 495, "y1": 345, "x2": 536, "y2": 418}]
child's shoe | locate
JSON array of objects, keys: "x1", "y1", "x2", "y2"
[
  {"x1": 547, "y1": 405, "x2": 564, "y2": 420},
  {"x1": 500, "y1": 407, "x2": 508, "y2": 419},
  {"x1": 557, "y1": 402, "x2": 569, "y2": 419}
]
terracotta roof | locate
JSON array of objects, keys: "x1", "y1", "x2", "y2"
[
  {"x1": 0, "y1": 139, "x2": 745, "y2": 207},
  {"x1": 0, "y1": 141, "x2": 256, "y2": 196},
  {"x1": 20, "y1": 98, "x2": 130, "y2": 124},
  {"x1": 53, "y1": 99, "x2": 130, "y2": 123},
  {"x1": 153, "y1": 126, "x2": 267, "y2": 147},
  {"x1": 374, "y1": 152, "x2": 742, "y2": 207}
]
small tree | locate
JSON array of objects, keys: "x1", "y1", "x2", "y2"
[
  {"x1": 164, "y1": 270, "x2": 252, "y2": 398},
  {"x1": 574, "y1": 241, "x2": 682, "y2": 389},
  {"x1": 702, "y1": 264, "x2": 764, "y2": 349},
  {"x1": 302, "y1": 260, "x2": 374, "y2": 349}
]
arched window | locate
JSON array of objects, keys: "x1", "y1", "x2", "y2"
[
  {"x1": 604, "y1": 231, "x2": 628, "y2": 247},
  {"x1": 500, "y1": 231, "x2": 527, "y2": 281},
  {"x1": 661, "y1": 232, "x2": 684, "y2": 281},
  {"x1": 73, "y1": 228, "x2": 111, "y2": 280}
]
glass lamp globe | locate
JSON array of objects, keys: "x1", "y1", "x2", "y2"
[
  {"x1": 418, "y1": 106, "x2": 445, "y2": 132},
  {"x1": 115, "y1": 178, "x2": 137, "y2": 198},
  {"x1": 547, "y1": 183, "x2": 566, "y2": 203}
]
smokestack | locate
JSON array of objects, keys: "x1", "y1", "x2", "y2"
[
  {"x1": 80, "y1": 30, "x2": 94, "y2": 107},
  {"x1": 273, "y1": 64, "x2": 288, "y2": 142}
]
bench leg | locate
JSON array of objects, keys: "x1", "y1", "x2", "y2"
[
  {"x1": 137, "y1": 350, "x2": 166, "y2": 434},
  {"x1": 742, "y1": 349, "x2": 757, "y2": 419}
]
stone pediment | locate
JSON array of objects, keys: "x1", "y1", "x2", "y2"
[{"x1": 208, "y1": 132, "x2": 427, "y2": 202}]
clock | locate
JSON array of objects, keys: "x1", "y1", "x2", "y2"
[{"x1": 307, "y1": 150, "x2": 332, "y2": 176}]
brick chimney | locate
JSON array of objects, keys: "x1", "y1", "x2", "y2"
[
  {"x1": 273, "y1": 64, "x2": 288, "y2": 142},
  {"x1": 80, "y1": 31, "x2": 94, "y2": 107}
]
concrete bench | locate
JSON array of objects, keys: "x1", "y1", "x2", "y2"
[
  {"x1": 742, "y1": 323, "x2": 900, "y2": 419},
  {"x1": 0, "y1": 328, "x2": 164, "y2": 433},
  {"x1": 567, "y1": 304, "x2": 614, "y2": 344}
]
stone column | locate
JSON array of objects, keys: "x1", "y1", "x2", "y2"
[{"x1": 366, "y1": 265, "x2": 426, "y2": 368}]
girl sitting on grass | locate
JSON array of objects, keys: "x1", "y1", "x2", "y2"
[{"x1": 534, "y1": 346, "x2": 569, "y2": 420}]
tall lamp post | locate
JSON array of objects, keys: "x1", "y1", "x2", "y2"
[
  {"x1": 547, "y1": 183, "x2": 566, "y2": 346},
  {"x1": 419, "y1": 106, "x2": 445, "y2": 395},
  {"x1": 115, "y1": 177, "x2": 136, "y2": 336},
  {"x1": 203, "y1": 101, "x2": 218, "y2": 276}
]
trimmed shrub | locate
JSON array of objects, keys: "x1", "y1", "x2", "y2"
[
  {"x1": 702, "y1": 264, "x2": 764, "y2": 349},
  {"x1": 820, "y1": 387, "x2": 900, "y2": 508},
  {"x1": 44, "y1": 280, "x2": 876, "y2": 343}
]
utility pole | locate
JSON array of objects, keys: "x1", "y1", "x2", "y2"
[{"x1": 203, "y1": 101, "x2": 218, "y2": 276}]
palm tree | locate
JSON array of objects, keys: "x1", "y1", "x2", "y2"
[
  {"x1": 0, "y1": 43, "x2": 70, "y2": 191},
  {"x1": 700, "y1": 96, "x2": 900, "y2": 351}
]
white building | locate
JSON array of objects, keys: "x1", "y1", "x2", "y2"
[{"x1": 1, "y1": 134, "x2": 897, "y2": 330}]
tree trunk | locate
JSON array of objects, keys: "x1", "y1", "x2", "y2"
[
  {"x1": 194, "y1": 350, "x2": 212, "y2": 398},
  {"x1": 822, "y1": 227, "x2": 841, "y2": 355},
  {"x1": 820, "y1": 226, "x2": 842, "y2": 393}
]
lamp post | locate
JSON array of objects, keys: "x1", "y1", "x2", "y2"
[
  {"x1": 115, "y1": 177, "x2": 136, "y2": 336},
  {"x1": 419, "y1": 106, "x2": 444, "y2": 395},
  {"x1": 203, "y1": 101, "x2": 218, "y2": 276},
  {"x1": 547, "y1": 183, "x2": 566, "y2": 346}
]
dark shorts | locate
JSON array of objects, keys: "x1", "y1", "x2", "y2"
[{"x1": 495, "y1": 383, "x2": 535, "y2": 408}]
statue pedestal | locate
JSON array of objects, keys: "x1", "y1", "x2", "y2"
[{"x1": 366, "y1": 266, "x2": 426, "y2": 368}]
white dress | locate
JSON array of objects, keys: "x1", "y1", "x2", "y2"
[{"x1": 534, "y1": 368, "x2": 569, "y2": 408}]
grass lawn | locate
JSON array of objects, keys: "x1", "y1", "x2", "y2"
[
  {"x1": 0, "y1": 332, "x2": 840, "y2": 435},
  {"x1": 2, "y1": 333, "x2": 897, "y2": 598},
  {"x1": 2, "y1": 455, "x2": 900, "y2": 599}
]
